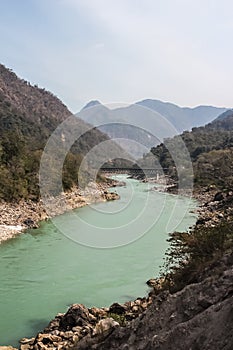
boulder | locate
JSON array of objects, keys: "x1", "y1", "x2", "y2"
[
  {"x1": 105, "y1": 192, "x2": 120, "y2": 201},
  {"x1": 146, "y1": 278, "x2": 157, "y2": 287},
  {"x1": 93, "y1": 318, "x2": 119, "y2": 336},
  {"x1": 213, "y1": 192, "x2": 224, "y2": 201},
  {"x1": 59, "y1": 304, "x2": 93, "y2": 330},
  {"x1": 109, "y1": 302, "x2": 127, "y2": 315}
]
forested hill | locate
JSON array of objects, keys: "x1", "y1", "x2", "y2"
[
  {"x1": 0, "y1": 64, "x2": 70, "y2": 125},
  {"x1": 0, "y1": 64, "x2": 110, "y2": 201},
  {"x1": 145, "y1": 110, "x2": 233, "y2": 188}
]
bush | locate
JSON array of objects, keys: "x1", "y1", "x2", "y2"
[{"x1": 160, "y1": 221, "x2": 233, "y2": 292}]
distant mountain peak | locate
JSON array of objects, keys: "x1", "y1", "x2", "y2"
[{"x1": 82, "y1": 100, "x2": 102, "y2": 110}]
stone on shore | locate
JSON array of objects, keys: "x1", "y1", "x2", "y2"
[{"x1": 0, "y1": 182, "x2": 120, "y2": 244}]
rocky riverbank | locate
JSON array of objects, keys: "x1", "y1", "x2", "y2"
[
  {"x1": 18, "y1": 296, "x2": 153, "y2": 350},
  {"x1": 145, "y1": 175, "x2": 233, "y2": 228},
  {"x1": 4, "y1": 179, "x2": 233, "y2": 349},
  {"x1": 0, "y1": 180, "x2": 120, "y2": 244},
  {"x1": 72, "y1": 250, "x2": 233, "y2": 350},
  {"x1": 193, "y1": 186, "x2": 233, "y2": 228}
]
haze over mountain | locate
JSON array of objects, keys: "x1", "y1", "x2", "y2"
[
  {"x1": 78, "y1": 99, "x2": 228, "y2": 157},
  {"x1": 136, "y1": 99, "x2": 227, "y2": 130}
]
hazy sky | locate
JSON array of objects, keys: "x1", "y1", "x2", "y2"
[{"x1": 1, "y1": 0, "x2": 233, "y2": 112}]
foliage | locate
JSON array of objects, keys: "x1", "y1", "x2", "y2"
[
  {"x1": 0, "y1": 64, "x2": 110, "y2": 201},
  {"x1": 107, "y1": 313, "x2": 127, "y2": 327},
  {"x1": 160, "y1": 221, "x2": 233, "y2": 293},
  {"x1": 148, "y1": 112, "x2": 233, "y2": 189}
]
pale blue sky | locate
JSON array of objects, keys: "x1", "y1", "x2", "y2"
[{"x1": 1, "y1": 0, "x2": 233, "y2": 112}]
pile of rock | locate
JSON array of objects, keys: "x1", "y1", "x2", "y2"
[
  {"x1": 19, "y1": 297, "x2": 152, "y2": 350},
  {"x1": 195, "y1": 188, "x2": 233, "y2": 228}
]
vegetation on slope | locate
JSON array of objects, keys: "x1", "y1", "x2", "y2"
[
  {"x1": 143, "y1": 111, "x2": 233, "y2": 189},
  {"x1": 160, "y1": 220, "x2": 233, "y2": 293},
  {"x1": 0, "y1": 64, "x2": 110, "y2": 201}
]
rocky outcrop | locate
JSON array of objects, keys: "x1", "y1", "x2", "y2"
[
  {"x1": 71, "y1": 252, "x2": 233, "y2": 350},
  {"x1": 19, "y1": 297, "x2": 152, "y2": 350},
  {"x1": 21, "y1": 249, "x2": 233, "y2": 350}
]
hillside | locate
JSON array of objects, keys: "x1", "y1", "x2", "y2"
[
  {"x1": 140, "y1": 110, "x2": 233, "y2": 189},
  {"x1": 0, "y1": 64, "x2": 113, "y2": 201}
]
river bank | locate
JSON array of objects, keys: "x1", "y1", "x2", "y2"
[
  {"x1": 0, "y1": 180, "x2": 120, "y2": 244},
  {"x1": 144, "y1": 174, "x2": 233, "y2": 228},
  {"x1": 3, "y1": 175, "x2": 232, "y2": 349},
  {"x1": 18, "y1": 296, "x2": 154, "y2": 350},
  {"x1": 15, "y1": 181, "x2": 233, "y2": 350},
  {"x1": 0, "y1": 174, "x2": 197, "y2": 348}
]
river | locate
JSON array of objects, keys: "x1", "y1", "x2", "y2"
[{"x1": 0, "y1": 175, "x2": 197, "y2": 346}]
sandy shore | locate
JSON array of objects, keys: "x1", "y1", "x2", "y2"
[{"x1": 0, "y1": 181, "x2": 119, "y2": 244}]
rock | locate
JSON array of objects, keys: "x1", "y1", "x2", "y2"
[
  {"x1": 20, "y1": 345, "x2": 31, "y2": 350},
  {"x1": 72, "y1": 326, "x2": 82, "y2": 333},
  {"x1": 104, "y1": 192, "x2": 120, "y2": 201},
  {"x1": 0, "y1": 347, "x2": 18, "y2": 350},
  {"x1": 109, "y1": 302, "x2": 127, "y2": 315},
  {"x1": 20, "y1": 338, "x2": 35, "y2": 345},
  {"x1": 132, "y1": 305, "x2": 139, "y2": 313},
  {"x1": 59, "y1": 304, "x2": 93, "y2": 330},
  {"x1": 23, "y1": 218, "x2": 35, "y2": 227},
  {"x1": 213, "y1": 192, "x2": 224, "y2": 201},
  {"x1": 73, "y1": 253, "x2": 233, "y2": 350},
  {"x1": 93, "y1": 318, "x2": 119, "y2": 336},
  {"x1": 72, "y1": 335, "x2": 79, "y2": 343},
  {"x1": 146, "y1": 278, "x2": 157, "y2": 287},
  {"x1": 63, "y1": 331, "x2": 74, "y2": 339}
]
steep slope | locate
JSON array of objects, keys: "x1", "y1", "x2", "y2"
[
  {"x1": 213, "y1": 108, "x2": 233, "y2": 121},
  {"x1": 144, "y1": 109, "x2": 233, "y2": 188},
  {"x1": 0, "y1": 65, "x2": 112, "y2": 201},
  {"x1": 74, "y1": 252, "x2": 233, "y2": 350}
]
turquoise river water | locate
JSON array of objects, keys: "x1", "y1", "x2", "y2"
[{"x1": 0, "y1": 175, "x2": 197, "y2": 346}]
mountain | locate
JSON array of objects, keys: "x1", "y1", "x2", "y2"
[
  {"x1": 78, "y1": 100, "x2": 228, "y2": 157},
  {"x1": 213, "y1": 108, "x2": 233, "y2": 121},
  {"x1": 209, "y1": 109, "x2": 233, "y2": 130},
  {"x1": 82, "y1": 100, "x2": 102, "y2": 110},
  {"x1": 0, "y1": 64, "x2": 120, "y2": 201},
  {"x1": 137, "y1": 99, "x2": 227, "y2": 130}
]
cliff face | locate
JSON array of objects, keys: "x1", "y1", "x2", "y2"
[{"x1": 74, "y1": 252, "x2": 233, "y2": 350}]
